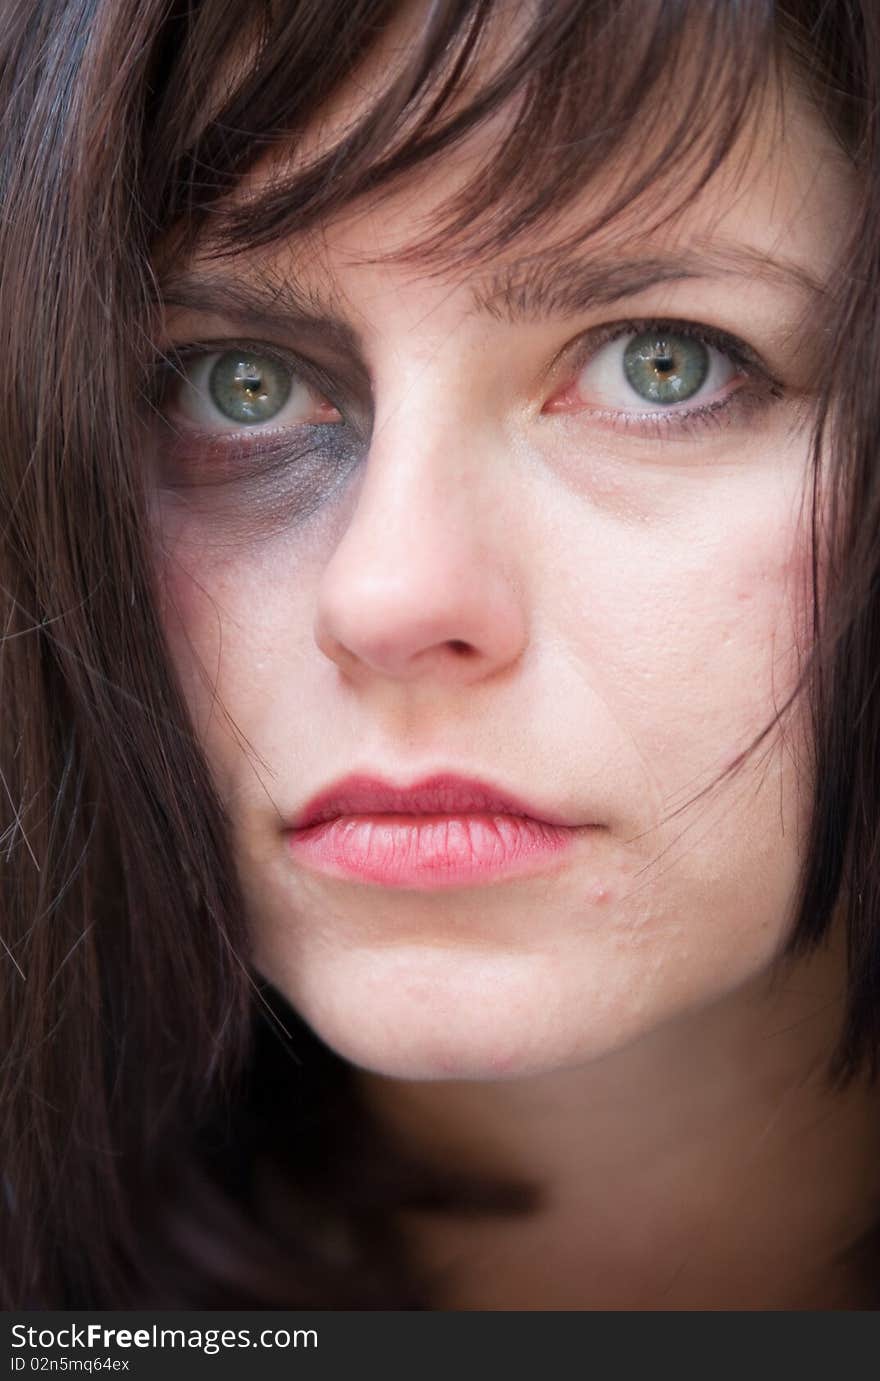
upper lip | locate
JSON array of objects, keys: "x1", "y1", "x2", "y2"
[{"x1": 288, "y1": 772, "x2": 583, "y2": 830}]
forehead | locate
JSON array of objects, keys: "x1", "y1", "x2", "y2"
[
  {"x1": 158, "y1": 0, "x2": 856, "y2": 356},
  {"x1": 161, "y1": 70, "x2": 845, "y2": 348}
]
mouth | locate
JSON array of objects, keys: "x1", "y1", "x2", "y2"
[{"x1": 285, "y1": 771, "x2": 599, "y2": 890}]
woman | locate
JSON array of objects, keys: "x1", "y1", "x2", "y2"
[{"x1": 2, "y1": 0, "x2": 880, "y2": 1309}]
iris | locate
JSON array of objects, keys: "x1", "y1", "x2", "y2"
[
  {"x1": 622, "y1": 331, "x2": 709, "y2": 405},
  {"x1": 209, "y1": 351, "x2": 292, "y2": 424}
]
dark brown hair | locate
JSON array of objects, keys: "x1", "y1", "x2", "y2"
[{"x1": 2, "y1": 0, "x2": 879, "y2": 1308}]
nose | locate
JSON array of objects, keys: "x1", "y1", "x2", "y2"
[{"x1": 313, "y1": 405, "x2": 528, "y2": 687}]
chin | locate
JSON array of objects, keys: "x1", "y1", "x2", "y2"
[
  {"x1": 301, "y1": 1016, "x2": 562, "y2": 1083},
  {"x1": 262, "y1": 942, "x2": 626, "y2": 1082}
]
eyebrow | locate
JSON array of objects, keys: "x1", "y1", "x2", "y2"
[
  {"x1": 157, "y1": 272, "x2": 362, "y2": 353},
  {"x1": 476, "y1": 241, "x2": 825, "y2": 321},
  {"x1": 158, "y1": 240, "x2": 823, "y2": 341}
]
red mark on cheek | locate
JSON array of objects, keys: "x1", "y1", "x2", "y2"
[{"x1": 592, "y1": 885, "x2": 611, "y2": 906}]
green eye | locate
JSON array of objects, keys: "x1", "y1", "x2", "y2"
[
  {"x1": 208, "y1": 351, "x2": 293, "y2": 424},
  {"x1": 622, "y1": 331, "x2": 709, "y2": 405}
]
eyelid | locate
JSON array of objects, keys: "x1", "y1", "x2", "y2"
[
  {"x1": 537, "y1": 315, "x2": 788, "y2": 447},
  {"x1": 150, "y1": 337, "x2": 348, "y2": 417},
  {"x1": 549, "y1": 316, "x2": 779, "y2": 393}
]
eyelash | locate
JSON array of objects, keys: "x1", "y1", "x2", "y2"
[
  {"x1": 150, "y1": 318, "x2": 782, "y2": 454},
  {"x1": 149, "y1": 340, "x2": 340, "y2": 418},
  {"x1": 548, "y1": 316, "x2": 782, "y2": 441}
]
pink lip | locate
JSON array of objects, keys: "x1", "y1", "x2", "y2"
[{"x1": 285, "y1": 772, "x2": 594, "y2": 890}]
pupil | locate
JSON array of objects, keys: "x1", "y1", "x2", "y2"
[{"x1": 240, "y1": 370, "x2": 262, "y2": 395}]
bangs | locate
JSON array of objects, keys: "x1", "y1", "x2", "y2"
[{"x1": 145, "y1": 0, "x2": 799, "y2": 270}]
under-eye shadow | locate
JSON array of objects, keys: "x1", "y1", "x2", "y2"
[{"x1": 154, "y1": 421, "x2": 365, "y2": 546}]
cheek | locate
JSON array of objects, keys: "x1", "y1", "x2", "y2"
[
  {"x1": 537, "y1": 456, "x2": 815, "y2": 962},
  {"x1": 550, "y1": 460, "x2": 814, "y2": 795},
  {"x1": 150, "y1": 503, "x2": 319, "y2": 796}
]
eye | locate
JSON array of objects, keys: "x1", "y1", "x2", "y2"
[
  {"x1": 165, "y1": 347, "x2": 342, "y2": 430},
  {"x1": 546, "y1": 325, "x2": 742, "y2": 418},
  {"x1": 619, "y1": 330, "x2": 715, "y2": 405}
]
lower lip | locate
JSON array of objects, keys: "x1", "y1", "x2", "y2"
[{"x1": 286, "y1": 813, "x2": 582, "y2": 889}]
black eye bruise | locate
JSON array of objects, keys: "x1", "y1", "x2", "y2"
[{"x1": 156, "y1": 420, "x2": 366, "y2": 550}]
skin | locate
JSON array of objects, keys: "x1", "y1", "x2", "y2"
[{"x1": 149, "y1": 50, "x2": 880, "y2": 1306}]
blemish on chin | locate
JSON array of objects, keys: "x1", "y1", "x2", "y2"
[
  {"x1": 592, "y1": 884, "x2": 611, "y2": 905},
  {"x1": 487, "y1": 1051, "x2": 518, "y2": 1076},
  {"x1": 432, "y1": 1050, "x2": 519, "y2": 1078}
]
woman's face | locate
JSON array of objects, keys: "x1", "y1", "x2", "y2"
[{"x1": 150, "y1": 64, "x2": 852, "y2": 1081}]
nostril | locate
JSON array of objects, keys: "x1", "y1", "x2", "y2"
[{"x1": 448, "y1": 640, "x2": 472, "y2": 655}]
